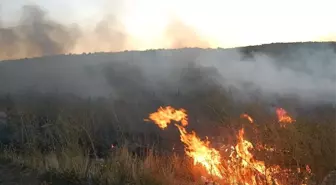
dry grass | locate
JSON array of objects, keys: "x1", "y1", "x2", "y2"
[
  {"x1": 1, "y1": 144, "x2": 204, "y2": 185},
  {"x1": 0, "y1": 93, "x2": 335, "y2": 185}
]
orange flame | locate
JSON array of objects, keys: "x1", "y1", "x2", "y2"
[
  {"x1": 147, "y1": 106, "x2": 223, "y2": 178},
  {"x1": 234, "y1": 128, "x2": 281, "y2": 185},
  {"x1": 176, "y1": 124, "x2": 224, "y2": 178},
  {"x1": 241, "y1": 113, "x2": 254, "y2": 124},
  {"x1": 146, "y1": 106, "x2": 188, "y2": 129},
  {"x1": 147, "y1": 106, "x2": 310, "y2": 185},
  {"x1": 275, "y1": 108, "x2": 295, "y2": 127}
]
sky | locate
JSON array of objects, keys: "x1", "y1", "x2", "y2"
[{"x1": 1, "y1": 0, "x2": 336, "y2": 50}]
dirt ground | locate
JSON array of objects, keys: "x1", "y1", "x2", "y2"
[{"x1": 0, "y1": 160, "x2": 40, "y2": 185}]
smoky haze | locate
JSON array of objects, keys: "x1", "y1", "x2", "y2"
[
  {"x1": 0, "y1": 5, "x2": 335, "y2": 106},
  {"x1": 0, "y1": 43, "x2": 335, "y2": 106},
  {"x1": 0, "y1": 4, "x2": 128, "y2": 60},
  {"x1": 199, "y1": 46, "x2": 336, "y2": 104},
  {"x1": 0, "y1": 4, "x2": 212, "y2": 60},
  {"x1": 164, "y1": 19, "x2": 210, "y2": 49}
]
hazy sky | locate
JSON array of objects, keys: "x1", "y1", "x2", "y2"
[{"x1": 1, "y1": 0, "x2": 336, "y2": 49}]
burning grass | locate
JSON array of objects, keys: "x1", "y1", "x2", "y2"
[
  {"x1": 145, "y1": 106, "x2": 317, "y2": 185},
  {"x1": 0, "y1": 96, "x2": 335, "y2": 185}
]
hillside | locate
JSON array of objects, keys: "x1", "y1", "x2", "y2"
[
  {"x1": 0, "y1": 42, "x2": 335, "y2": 185},
  {"x1": 0, "y1": 41, "x2": 335, "y2": 104}
]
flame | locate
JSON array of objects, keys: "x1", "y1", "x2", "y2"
[
  {"x1": 146, "y1": 106, "x2": 188, "y2": 129},
  {"x1": 147, "y1": 106, "x2": 223, "y2": 178},
  {"x1": 275, "y1": 108, "x2": 295, "y2": 127},
  {"x1": 146, "y1": 106, "x2": 310, "y2": 185},
  {"x1": 234, "y1": 128, "x2": 280, "y2": 185},
  {"x1": 175, "y1": 124, "x2": 224, "y2": 178},
  {"x1": 241, "y1": 113, "x2": 254, "y2": 124}
]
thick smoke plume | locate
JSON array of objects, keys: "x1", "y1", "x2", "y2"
[
  {"x1": 0, "y1": 5, "x2": 75, "y2": 59},
  {"x1": 0, "y1": 4, "x2": 213, "y2": 60},
  {"x1": 0, "y1": 5, "x2": 128, "y2": 60}
]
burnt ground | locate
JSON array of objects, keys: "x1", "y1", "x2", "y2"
[{"x1": 0, "y1": 160, "x2": 40, "y2": 185}]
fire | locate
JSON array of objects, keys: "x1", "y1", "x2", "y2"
[
  {"x1": 241, "y1": 113, "x2": 254, "y2": 123},
  {"x1": 146, "y1": 106, "x2": 310, "y2": 185},
  {"x1": 234, "y1": 128, "x2": 280, "y2": 185},
  {"x1": 147, "y1": 106, "x2": 224, "y2": 178},
  {"x1": 275, "y1": 108, "x2": 295, "y2": 127},
  {"x1": 175, "y1": 124, "x2": 224, "y2": 178},
  {"x1": 146, "y1": 106, "x2": 188, "y2": 129}
]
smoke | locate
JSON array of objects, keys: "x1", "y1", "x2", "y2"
[
  {"x1": 0, "y1": 5, "x2": 335, "y2": 105},
  {"x1": 0, "y1": 5, "x2": 78, "y2": 59},
  {"x1": 196, "y1": 47, "x2": 336, "y2": 104},
  {"x1": 71, "y1": 14, "x2": 128, "y2": 54},
  {"x1": 164, "y1": 19, "x2": 210, "y2": 49},
  {"x1": 0, "y1": 3, "x2": 221, "y2": 61},
  {"x1": 1, "y1": 44, "x2": 335, "y2": 106},
  {"x1": 0, "y1": 4, "x2": 129, "y2": 60}
]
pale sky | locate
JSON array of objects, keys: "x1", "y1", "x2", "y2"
[{"x1": 1, "y1": 0, "x2": 336, "y2": 50}]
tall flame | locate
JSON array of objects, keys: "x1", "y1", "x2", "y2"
[
  {"x1": 146, "y1": 106, "x2": 309, "y2": 185},
  {"x1": 176, "y1": 124, "x2": 224, "y2": 178},
  {"x1": 235, "y1": 128, "x2": 280, "y2": 185},
  {"x1": 147, "y1": 106, "x2": 223, "y2": 178}
]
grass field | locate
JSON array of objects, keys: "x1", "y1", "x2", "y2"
[
  {"x1": 0, "y1": 90, "x2": 335, "y2": 185},
  {"x1": 0, "y1": 43, "x2": 335, "y2": 184}
]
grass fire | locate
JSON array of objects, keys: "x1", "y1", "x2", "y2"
[
  {"x1": 0, "y1": 42, "x2": 335, "y2": 185},
  {"x1": 146, "y1": 106, "x2": 312, "y2": 185}
]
